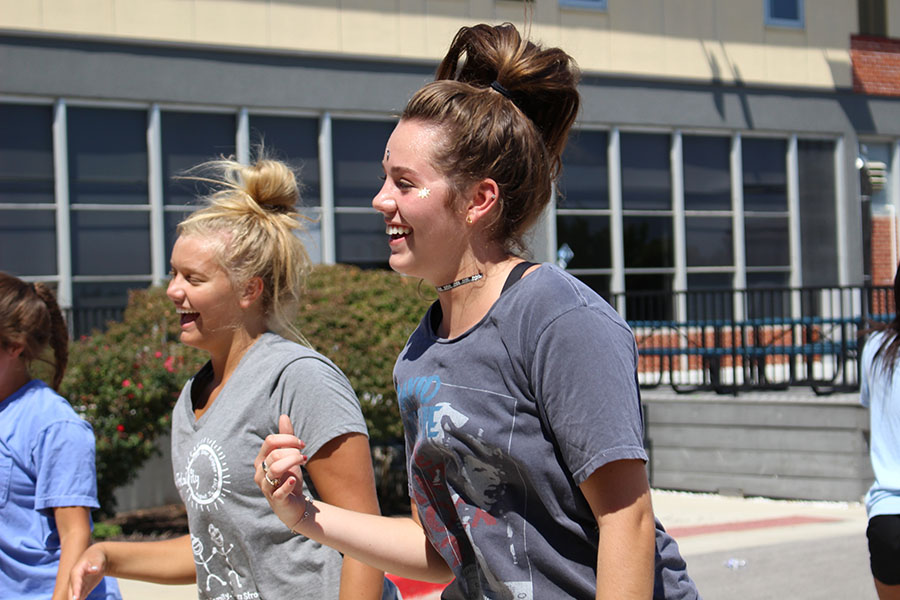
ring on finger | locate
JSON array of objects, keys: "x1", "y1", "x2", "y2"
[{"x1": 265, "y1": 473, "x2": 280, "y2": 487}]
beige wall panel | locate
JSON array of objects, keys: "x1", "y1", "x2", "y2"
[
  {"x1": 558, "y1": 10, "x2": 610, "y2": 72},
  {"x1": 113, "y1": 0, "x2": 194, "y2": 41},
  {"x1": 717, "y1": 0, "x2": 765, "y2": 45},
  {"x1": 821, "y1": 48, "x2": 852, "y2": 89},
  {"x1": 721, "y1": 41, "x2": 767, "y2": 83},
  {"x1": 394, "y1": 5, "x2": 429, "y2": 58},
  {"x1": 0, "y1": 0, "x2": 42, "y2": 30},
  {"x1": 889, "y1": 0, "x2": 900, "y2": 38},
  {"x1": 423, "y1": 1, "x2": 475, "y2": 57},
  {"x1": 765, "y1": 42, "x2": 809, "y2": 85},
  {"x1": 609, "y1": 30, "x2": 666, "y2": 77},
  {"x1": 269, "y1": 2, "x2": 342, "y2": 52},
  {"x1": 340, "y1": 6, "x2": 403, "y2": 56},
  {"x1": 192, "y1": 0, "x2": 269, "y2": 47},
  {"x1": 41, "y1": 0, "x2": 115, "y2": 35},
  {"x1": 806, "y1": 0, "x2": 855, "y2": 49},
  {"x1": 663, "y1": 0, "x2": 718, "y2": 40},
  {"x1": 664, "y1": 37, "x2": 717, "y2": 80}
]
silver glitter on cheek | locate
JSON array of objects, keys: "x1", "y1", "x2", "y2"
[
  {"x1": 417, "y1": 187, "x2": 430, "y2": 199},
  {"x1": 385, "y1": 148, "x2": 390, "y2": 161}
]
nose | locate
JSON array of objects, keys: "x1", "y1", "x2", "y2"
[
  {"x1": 372, "y1": 184, "x2": 397, "y2": 217},
  {"x1": 166, "y1": 276, "x2": 183, "y2": 303}
]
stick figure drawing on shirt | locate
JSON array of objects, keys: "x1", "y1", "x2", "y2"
[
  {"x1": 209, "y1": 523, "x2": 243, "y2": 588},
  {"x1": 191, "y1": 535, "x2": 226, "y2": 591}
]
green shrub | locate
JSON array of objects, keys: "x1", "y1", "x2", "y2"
[{"x1": 63, "y1": 264, "x2": 434, "y2": 515}]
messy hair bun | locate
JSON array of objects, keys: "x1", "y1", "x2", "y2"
[
  {"x1": 177, "y1": 154, "x2": 311, "y2": 345},
  {"x1": 403, "y1": 22, "x2": 580, "y2": 252}
]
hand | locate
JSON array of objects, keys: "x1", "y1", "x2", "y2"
[
  {"x1": 69, "y1": 544, "x2": 108, "y2": 600},
  {"x1": 255, "y1": 414, "x2": 310, "y2": 530}
]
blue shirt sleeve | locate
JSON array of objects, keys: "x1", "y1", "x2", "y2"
[{"x1": 33, "y1": 419, "x2": 100, "y2": 512}]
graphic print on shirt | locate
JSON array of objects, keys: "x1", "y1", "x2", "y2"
[
  {"x1": 399, "y1": 375, "x2": 534, "y2": 599},
  {"x1": 177, "y1": 437, "x2": 256, "y2": 599},
  {"x1": 176, "y1": 437, "x2": 232, "y2": 511}
]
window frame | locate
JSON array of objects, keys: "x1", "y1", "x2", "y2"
[{"x1": 764, "y1": 0, "x2": 805, "y2": 29}]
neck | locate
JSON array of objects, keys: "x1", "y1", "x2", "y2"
[
  {"x1": 0, "y1": 361, "x2": 32, "y2": 403},
  {"x1": 435, "y1": 254, "x2": 521, "y2": 338}
]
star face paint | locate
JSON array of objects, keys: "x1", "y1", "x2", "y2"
[{"x1": 417, "y1": 187, "x2": 430, "y2": 199}]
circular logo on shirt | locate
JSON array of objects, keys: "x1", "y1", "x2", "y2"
[{"x1": 176, "y1": 437, "x2": 231, "y2": 510}]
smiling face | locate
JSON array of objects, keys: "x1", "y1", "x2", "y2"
[
  {"x1": 372, "y1": 119, "x2": 469, "y2": 284},
  {"x1": 166, "y1": 234, "x2": 247, "y2": 358}
]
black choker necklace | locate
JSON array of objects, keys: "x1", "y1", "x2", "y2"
[{"x1": 435, "y1": 273, "x2": 484, "y2": 293}]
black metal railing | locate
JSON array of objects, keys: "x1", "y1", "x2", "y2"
[
  {"x1": 65, "y1": 306, "x2": 126, "y2": 339},
  {"x1": 619, "y1": 284, "x2": 894, "y2": 395}
]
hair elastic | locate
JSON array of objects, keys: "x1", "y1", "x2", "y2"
[{"x1": 490, "y1": 80, "x2": 513, "y2": 100}]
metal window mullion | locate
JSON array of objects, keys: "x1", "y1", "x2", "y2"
[
  {"x1": 672, "y1": 131, "x2": 687, "y2": 324},
  {"x1": 892, "y1": 139, "x2": 900, "y2": 270},
  {"x1": 609, "y1": 127, "x2": 625, "y2": 314},
  {"x1": 787, "y1": 134, "x2": 802, "y2": 293},
  {"x1": 544, "y1": 184, "x2": 558, "y2": 265},
  {"x1": 731, "y1": 132, "x2": 746, "y2": 319},
  {"x1": 834, "y1": 136, "x2": 850, "y2": 286},
  {"x1": 52, "y1": 99, "x2": 72, "y2": 310},
  {"x1": 148, "y1": 104, "x2": 165, "y2": 286},
  {"x1": 319, "y1": 113, "x2": 336, "y2": 265},
  {"x1": 237, "y1": 108, "x2": 250, "y2": 164}
]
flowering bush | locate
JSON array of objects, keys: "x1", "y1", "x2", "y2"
[{"x1": 63, "y1": 265, "x2": 432, "y2": 515}]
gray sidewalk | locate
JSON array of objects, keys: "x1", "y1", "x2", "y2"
[{"x1": 116, "y1": 489, "x2": 876, "y2": 599}]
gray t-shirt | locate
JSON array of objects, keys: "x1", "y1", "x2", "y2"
[
  {"x1": 171, "y1": 332, "x2": 368, "y2": 600},
  {"x1": 394, "y1": 264, "x2": 698, "y2": 599}
]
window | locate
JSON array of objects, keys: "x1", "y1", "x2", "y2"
[
  {"x1": 798, "y1": 139, "x2": 838, "y2": 286},
  {"x1": 332, "y1": 119, "x2": 396, "y2": 268},
  {"x1": 249, "y1": 115, "x2": 322, "y2": 262},
  {"x1": 560, "y1": 0, "x2": 607, "y2": 10},
  {"x1": 765, "y1": 0, "x2": 804, "y2": 28},
  {"x1": 859, "y1": 0, "x2": 887, "y2": 37},
  {"x1": 556, "y1": 129, "x2": 610, "y2": 296},
  {"x1": 0, "y1": 104, "x2": 55, "y2": 205}
]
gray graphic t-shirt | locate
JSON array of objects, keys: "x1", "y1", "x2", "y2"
[
  {"x1": 394, "y1": 264, "x2": 698, "y2": 599},
  {"x1": 171, "y1": 332, "x2": 368, "y2": 600}
]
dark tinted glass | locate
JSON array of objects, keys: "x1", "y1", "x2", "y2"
[
  {"x1": 162, "y1": 112, "x2": 235, "y2": 205},
  {"x1": 571, "y1": 273, "x2": 611, "y2": 303},
  {"x1": 68, "y1": 107, "x2": 148, "y2": 205},
  {"x1": 769, "y1": 0, "x2": 800, "y2": 20},
  {"x1": 249, "y1": 115, "x2": 320, "y2": 206},
  {"x1": 71, "y1": 211, "x2": 151, "y2": 275},
  {"x1": 0, "y1": 104, "x2": 54, "y2": 204},
  {"x1": 798, "y1": 139, "x2": 838, "y2": 286},
  {"x1": 745, "y1": 215, "x2": 789, "y2": 267},
  {"x1": 625, "y1": 273, "x2": 673, "y2": 321},
  {"x1": 621, "y1": 133, "x2": 670, "y2": 210},
  {"x1": 0, "y1": 210, "x2": 56, "y2": 275},
  {"x1": 686, "y1": 273, "x2": 734, "y2": 321},
  {"x1": 683, "y1": 135, "x2": 731, "y2": 211},
  {"x1": 335, "y1": 213, "x2": 389, "y2": 267},
  {"x1": 742, "y1": 138, "x2": 787, "y2": 211},
  {"x1": 623, "y1": 216, "x2": 673, "y2": 269},
  {"x1": 333, "y1": 119, "x2": 396, "y2": 208},
  {"x1": 556, "y1": 215, "x2": 611, "y2": 269},
  {"x1": 685, "y1": 217, "x2": 733, "y2": 266},
  {"x1": 558, "y1": 130, "x2": 608, "y2": 209}
]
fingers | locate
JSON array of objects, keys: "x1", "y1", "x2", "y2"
[
  {"x1": 69, "y1": 553, "x2": 104, "y2": 600},
  {"x1": 279, "y1": 413, "x2": 294, "y2": 435}
]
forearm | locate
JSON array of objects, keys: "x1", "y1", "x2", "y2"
[
  {"x1": 53, "y1": 526, "x2": 92, "y2": 600},
  {"x1": 339, "y1": 555, "x2": 388, "y2": 600},
  {"x1": 98, "y1": 535, "x2": 197, "y2": 584},
  {"x1": 293, "y1": 499, "x2": 451, "y2": 583},
  {"x1": 594, "y1": 504, "x2": 655, "y2": 599}
]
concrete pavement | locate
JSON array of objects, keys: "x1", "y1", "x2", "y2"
[{"x1": 115, "y1": 489, "x2": 876, "y2": 599}]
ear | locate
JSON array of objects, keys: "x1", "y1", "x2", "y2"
[
  {"x1": 239, "y1": 276, "x2": 265, "y2": 309},
  {"x1": 2, "y1": 342, "x2": 25, "y2": 359},
  {"x1": 464, "y1": 178, "x2": 501, "y2": 226}
]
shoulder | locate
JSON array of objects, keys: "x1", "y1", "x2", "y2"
[{"x1": 504, "y1": 264, "x2": 630, "y2": 339}]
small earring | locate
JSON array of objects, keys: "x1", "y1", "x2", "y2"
[
  {"x1": 491, "y1": 194, "x2": 496, "y2": 200},
  {"x1": 466, "y1": 215, "x2": 473, "y2": 225}
]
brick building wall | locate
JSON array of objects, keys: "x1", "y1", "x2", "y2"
[
  {"x1": 872, "y1": 213, "x2": 899, "y2": 285},
  {"x1": 851, "y1": 35, "x2": 900, "y2": 96}
]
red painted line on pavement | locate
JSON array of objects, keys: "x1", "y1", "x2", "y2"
[{"x1": 667, "y1": 514, "x2": 841, "y2": 538}]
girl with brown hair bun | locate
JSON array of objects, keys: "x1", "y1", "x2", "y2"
[
  {"x1": 70, "y1": 155, "x2": 395, "y2": 600},
  {"x1": 256, "y1": 23, "x2": 699, "y2": 598},
  {"x1": 0, "y1": 273, "x2": 122, "y2": 600}
]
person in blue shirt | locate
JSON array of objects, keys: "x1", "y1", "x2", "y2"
[
  {"x1": 860, "y1": 263, "x2": 900, "y2": 600},
  {"x1": 0, "y1": 272, "x2": 121, "y2": 600}
]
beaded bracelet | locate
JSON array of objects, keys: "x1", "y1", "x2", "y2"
[{"x1": 290, "y1": 496, "x2": 313, "y2": 534}]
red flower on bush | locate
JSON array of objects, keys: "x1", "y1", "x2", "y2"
[
  {"x1": 154, "y1": 351, "x2": 163, "y2": 358},
  {"x1": 164, "y1": 356, "x2": 175, "y2": 373},
  {"x1": 122, "y1": 379, "x2": 131, "y2": 388},
  {"x1": 116, "y1": 424, "x2": 125, "y2": 432}
]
